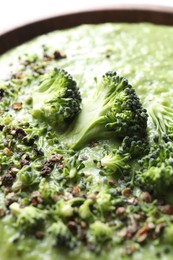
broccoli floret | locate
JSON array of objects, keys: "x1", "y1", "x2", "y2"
[
  {"x1": 12, "y1": 165, "x2": 39, "y2": 192},
  {"x1": 39, "y1": 179, "x2": 60, "y2": 204},
  {"x1": 162, "y1": 224, "x2": 173, "y2": 244},
  {"x1": 48, "y1": 221, "x2": 72, "y2": 248},
  {"x1": 136, "y1": 140, "x2": 173, "y2": 193},
  {"x1": 100, "y1": 151, "x2": 130, "y2": 174},
  {"x1": 32, "y1": 68, "x2": 81, "y2": 130},
  {"x1": 78, "y1": 199, "x2": 93, "y2": 219},
  {"x1": 62, "y1": 71, "x2": 148, "y2": 149},
  {"x1": 96, "y1": 190, "x2": 112, "y2": 212},
  {"x1": 135, "y1": 102, "x2": 173, "y2": 193},
  {"x1": 63, "y1": 153, "x2": 85, "y2": 178},
  {"x1": 56, "y1": 197, "x2": 84, "y2": 218},
  {"x1": 10, "y1": 202, "x2": 45, "y2": 232},
  {"x1": 148, "y1": 103, "x2": 173, "y2": 141},
  {"x1": 100, "y1": 135, "x2": 149, "y2": 177},
  {"x1": 87, "y1": 221, "x2": 113, "y2": 243},
  {"x1": 117, "y1": 135, "x2": 149, "y2": 159}
]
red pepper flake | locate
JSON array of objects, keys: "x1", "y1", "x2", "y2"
[
  {"x1": 49, "y1": 154, "x2": 63, "y2": 163},
  {"x1": 11, "y1": 71, "x2": 23, "y2": 79},
  {"x1": 84, "y1": 172, "x2": 92, "y2": 177},
  {"x1": 87, "y1": 194, "x2": 97, "y2": 200},
  {"x1": 51, "y1": 194, "x2": 59, "y2": 202},
  {"x1": 5, "y1": 192, "x2": 18, "y2": 206},
  {"x1": 15, "y1": 71, "x2": 23, "y2": 79},
  {"x1": 108, "y1": 180, "x2": 114, "y2": 185},
  {"x1": 1, "y1": 174, "x2": 14, "y2": 187},
  {"x1": 80, "y1": 221, "x2": 87, "y2": 228},
  {"x1": 12, "y1": 102, "x2": 22, "y2": 110},
  {"x1": 160, "y1": 204, "x2": 173, "y2": 215},
  {"x1": 4, "y1": 187, "x2": 11, "y2": 195},
  {"x1": 3, "y1": 147, "x2": 12, "y2": 156},
  {"x1": 41, "y1": 166, "x2": 52, "y2": 176},
  {"x1": 73, "y1": 186, "x2": 80, "y2": 196},
  {"x1": 116, "y1": 207, "x2": 126, "y2": 216},
  {"x1": 37, "y1": 68, "x2": 45, "y2": 75},
  {"x1": 30, "y1": 191, "x2": 43, "y2": 206},
  {"x1": 124, "y1": 244, "x2": 136, "y2": 255},
  {"x1": 67, "y1": 221, "x2": 78, "y2": 231},
  {"x1": 155, "y1": 223, "x2": 165, "y2": 235},
  {"x1": 122, "y1": 187, "x2": 132, "y2": 197},
  {"x1": 35, "y1": 230, "x2": 45, "y2": 240},
  {"x1": 140, "y1": 191, "x2": 152, "y2": 203},
  {"x1": 43, "y1": 54, "x2": 52, "y2": 61},
  {"x1": 136, "y1": 224, "x2": 149, "y2": 236},
  {"x1": 20, "y1": 159, "x2": 30, "y2": 166},
  {"x1": 53, "y1": 50, "x2": 66, "y2": 60},
  {"x1": 135, "y1": 224, "x2": 149, "y2": 243},
  {"x1": 57, "y1": 163, "x2": 64, "y2": 169},
  {"x1": 126, "y1": 231, "x2": 133, "y2": 239},
  {"x1": 127, "y1": 197, "x2": 138, "y2": 205}
]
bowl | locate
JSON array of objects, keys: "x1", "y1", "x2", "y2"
[
  {"x1": 1, "y1": 5, "x2": 173, "y2": 54},
  {"x1": 1, "y1": 6, "x2": 173, "y2": 260}
]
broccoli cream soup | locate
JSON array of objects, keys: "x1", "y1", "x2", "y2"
[{"x1": 1, "y1": 23, "x2": 173, "y2": 260}]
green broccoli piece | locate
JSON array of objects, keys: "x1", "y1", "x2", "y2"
[
  {"x1": 162, "y1": 224, "x2": 173, "y2": 244},
  {"x1": 148, "y1": 103, "x2": 173, "y2": 141},
  {"x1": 136, "y1": 140, "x2": 173, "y2": 193},
  {"x1": 96, "y1": 190, "x2": 112, "y2": 212},
  {"x1": 48, "y1": 221, "x2": 72, "y2": 248},
  {"x1": 100, "y1": 151, "x2": 130, "y2": 174},
  {"x1": 88, "y1": 221, "x2": 113, "y2": 243},
  {"x1": 32, "y1": 68, "x2": 81, "y2": 130},
  {"x1": 100, "y1": 135, "x2": 149, "y2": 176},
  {"x1": 38, "y1": 179, "x2": 60, "y2": 204},
  {"x1": 63, "y1": 153, "x2": 85, "y2": 178},
  {"x1": 56, "y1": 197, "x2": 84, "y2": 218},
  {"x1": 135, "y1": 102, "x2": 173, "y2": 193},
  {"x1": 10, "y1": 202, "x2": 45, "y2": 232},
  {"x1": 78, "y1": 199, "x2": 93, "y2": 219},
  {"x1": 117, "y1": 135, "x2": 149, "y2": 159},
  {"x1": 62, "y1": 71, "x2": 148, "y2": 149},
  {"x1": 12, "y1": 165, "x2": 39, "y2": 192}
]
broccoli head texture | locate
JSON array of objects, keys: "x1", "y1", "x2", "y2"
[
  {"x1": 12, "y1": 165, "x2": 39, "y2": 192},
  {"x1": 96, "y1": 190, "x2": 112, "y2": 212},
  {"x1": 117, "y1": 135, "x2": 149, "y2": 159},
  {"x1": 10, "y1": 202, "x2": 45, "y2": 232},
  {"x1": 99, "y1": 72, "x2": 148, "y2": 137},
  {"x1": 136, "y1": 140, "x2": 173, "y2": 194},
  {"x1": 87, "y1": 221, "x2": 113, "y2": 243},
  {"x1": 62, "y1": 153, "x2": 85, "y2": 178},
  {"x1": 62, "y1": 71, "x2": 148, "y2": 149},
  {"x1": 134, "y1": 102, "x2": 173, "y2": 194},
  {"x1": 48, "y1": 221, "x2": 72, "y2": 248},
  {"x1": 78, "y1": 199, "x2": 93, "y2": 219},
  {"x1": 100, "y1": 151, "x2": 130, "y2": 174},
  {"x1": 32, "y1": 68, "x2": 81, "y2": 130},
  {"x1": 56, "y1": 197, "x2": 84, "y2": 218},
  {"x1": 148, "y1": 103, "x2": 173, "y2": 141},
  {"x1": 100, "y1": 135, "x2": 149, "y2": 179},
  {"x1": 162, "y1": 224, "x2": 173, "y2": 244},
  {"x1": 38, "y1": 179, "x2": 60, "y2": 204}
]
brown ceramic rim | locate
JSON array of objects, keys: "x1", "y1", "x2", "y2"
[{"x1": 0, "y1": 6, "x2": 173, "y2": 55}]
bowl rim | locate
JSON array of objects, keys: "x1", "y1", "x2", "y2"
[{"x1": 1, "y1": 6, "x2": 173, "y2": 55}]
